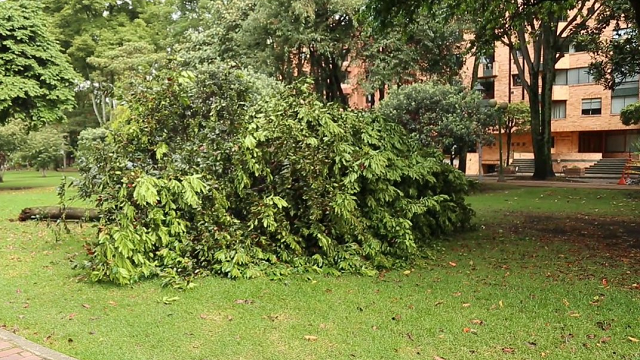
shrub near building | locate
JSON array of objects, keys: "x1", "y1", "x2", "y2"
[{"x1": 74, "y1": 64, "x2": 474, "y2": 286}]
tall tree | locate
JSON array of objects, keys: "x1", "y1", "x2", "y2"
[
  {"x1": 183, "y1": 0, "x2": 362, "y2": 106},
  {"x1": 368, "y1": 0, "x2": 609, "y2": 180},
  {"x1": 42, "y1": 0, "x2": 172, "y2": 125},
  {"x1": 357, "y1": 6, "x2": 466, "y2": 101},
  {"x1": 0, "y1": 0, "x2": 77, "y2": 127}
]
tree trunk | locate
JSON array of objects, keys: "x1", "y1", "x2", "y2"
[
  {"x1": 18, "y1": 207, "x2": 99, "y2": 222},
  {"x1": 506, "y1": 131, "x2": 512, "y2": 166},
  {"x1": 378, "y1": 85, "x2": 386, "y2": 101},
  {"x1": 533, "y1": 24, "x2": 557, "y2": 180},
  {"x1": 41, "y1": 168, "x2": 46, "y2": 177},
  {"x1": 458, "y1": 145, "x2": 468, "y2": 174}
]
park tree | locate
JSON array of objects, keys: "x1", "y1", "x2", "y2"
[
  {"x1": 501, "y1": 102, "x2": 531, "y2": 166},
  {"x1": 17, "y1": 127, "x2": 67, "y2": 177},
  {"x1": 42, "y1": 0, "x2": 172, "y2": 125},
  {"x1": 183, "y1": 0, "x2": 362, "y2": 106},
  {"x1": 368, "y1": 0, "x2": 611, "y2": 180},
  {"x1": 0, "y1": 121, "x2": 27, "y2": 182},
  {"x1": 357, "y1": 7, "x2": 467, "y2": 103},
  {"x1": 377, "y1": 82, "x2": 497, "y2": 174},
  {"x1": 0, "y1": 0, "x2": 77, "y2": 127}
]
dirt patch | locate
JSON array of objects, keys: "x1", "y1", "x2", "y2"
[{"x1": 504, "y1": 213, "x2": 640, "y2": 264}]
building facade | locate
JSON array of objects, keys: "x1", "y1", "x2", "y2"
[{"x1": 341, "y1": 24, "x2": 640, "y2": 175}]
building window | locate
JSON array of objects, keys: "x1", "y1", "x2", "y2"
[
  {"x1": 581, "y1": 98, "x2": 602, "y2": 116},
  {"x1": 555, "y1": 70, "x2": 568, "y2": 85},
  {"x1": 568, "y1": 67, "x2": 594, "y2": 85},
  {"x1": 611, "y1": 95, "x2": 638, "y2": 114},
  {"x1": 613, "y1": 28, "x2": 635, "y2": 40},
  {"x1": 551, "y1": 136, "x2": 555, "y2": 148},
  {"x1": 512, "y1": 74, "x2": 523, "y2": 86},
  {"x1": 552, "y1": 101, "x2": 567, "y2": 119},
  {"x1": 612, "y1": 76, "x2": 639, "y2": 114}
]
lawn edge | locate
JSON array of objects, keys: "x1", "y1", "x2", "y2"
[{"x1": 0, "y1": 329, "x2": 79, "y2": 360}]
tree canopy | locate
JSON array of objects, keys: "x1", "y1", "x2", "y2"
[{"x1": 0, "y1": 0, "x2": 78, "y2": 126}]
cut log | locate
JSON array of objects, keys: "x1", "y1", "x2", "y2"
[{"x1": 18, "y1": 206, "x2": 99, "y2": 222}]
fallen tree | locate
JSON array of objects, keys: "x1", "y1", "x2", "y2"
[{"x1": 18, "y1": 206, "x2": 99, "y2": 222}]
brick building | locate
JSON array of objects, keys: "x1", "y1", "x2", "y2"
[{"x1": 342, "y1": 25, "x2": 640, "y2": 175}]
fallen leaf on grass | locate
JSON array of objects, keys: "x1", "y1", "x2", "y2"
[
  {"x1": 602, "y1": 278, "x2": 609, "y2": 287},
  {"x1": 452, "y1": 292, "x2": 462, "y2": 297},
  {"x1": 463, "y1": 328, "x2": 478, "y2": 334},
  {"x1": 392, "y1": 314, "x2": 402, "y2": 321},
  {"x1": 568, "y1": 311, "x2": 580, "y2": 317},
  {"x1": 562, "y1": 299, "x2": 570, "y2": 307},
  {"x1": 22, "y1": 303, "x2": 29, "y2": 309},
  {"x1": 499, "y1": 300, "x2": 504, "y2": 308},
  {"x1": 502, "y1": 347, "x2": 515, "y2": 354},
  {"x1": 403, "y1": 270, "x2": 411, "y2": 275},
  {"x1": 68, "y1": 313, "x2": 76, "y2": 320},
  {"x1": 448, "y1": 262, "x2": 457, "y2": 267},
  {"x1": 372, "y1": 326, "x2": 379, "y2": 331},
  {"x1": 107, "y1": 301, "x2": 117, "y2": 306},
  {"x1": 161, "y1": 296, "x2": 180, "y2": 305},
  {"x1": 599, "y1": 336, "x2": 611, "y2": 344},
  {"x1": 406, "y1": 333, "x2": 414, "y2": 341},
  {"x1": 303, "y1": 335, "x2": 318, "y2": 342},
  {"x1": 434, "y1": 301, "x2": 444, "y2": 306},
  {"x1": 586, "y1": 334, "x2": 596, "y2": 339},
  {"x1": 628, "y1": 337, "x2": 640, "y2": 342},
  {"x1": 234, "y1": 299, "x2": 254, "y2": 305},
  {"x1": 596, "y1": 321, "x2": 612, "y2": 331},
  {"x1": 470, "y1": 319, "x2": 484, "y2": 325},
  {"x1": 462, "y1": 303, "x2": 471, "y2": 308},
  {"x1": 82, "y1": 304, "x2": 91, "y2": 309},
  {"x1": 526, "y1": 342, "x2": 537, "y2": 349},
  {"x1": 434, "y1": 356, "x2": 446, "y2": 360}
]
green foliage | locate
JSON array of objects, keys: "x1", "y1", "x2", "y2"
[
  {"x1": 181, "y1": 0, "x2": 362, "y2": 105},
  {"x1": 377, "y1": 82, "x2": 497, "y2": 153},
  {"x1": 73, "y1": 63, "x2": 473, "y2": 285},
  {"x1": 0, "y1": 121, "x2": 27, "y2": 179},
  {"x1": 0, "y1": 0, "x2": 78, "y2": 126},
  {"x1": 620, "y1": 101, "x2": 640, "y2": 125},
  {"x1": 16, "y1": 127, "x2": 67, "y2": 176},
  {"x1": 358, "y1": 6, "x2": 466, "y2": 92}
]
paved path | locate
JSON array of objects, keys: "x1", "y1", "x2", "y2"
[
  {"x1": 472, "y1": 176, "x2": 640, "y2": 190},
  {"x1": 0, "y1": 330, "x2": 77, "y2": 360}
]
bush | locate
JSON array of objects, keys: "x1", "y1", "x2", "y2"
[
  {"x1": 73, "y1": 64, "x2": 473, "y2": 285},
  {"x1": 16, "y1": 127, "x2": 66, "y2": 176}
]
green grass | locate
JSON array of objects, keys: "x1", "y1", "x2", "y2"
[
  {"x1": 1, "y1": 181, "x2": 639, "y2": 359},
  {"x1": 0, "y1": 170, "x2": 80, "y2": 191}
]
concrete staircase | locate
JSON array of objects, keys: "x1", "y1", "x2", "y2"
[
  {"x1": 510, "y1": 158, "x2": 535, "y2": 173},
  {"x1": 584, "y1": 158, "x2": 629, "y2": 176}
]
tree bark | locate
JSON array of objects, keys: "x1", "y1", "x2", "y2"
[
  {"x1": 506, "y1": 131, "x2": 512, "y2": 166},
  {"x1": 18, "y1": 206, "x2": 99, "y2": 222},
  {"x1": 533, "y1": 23, "x2": 557, "y2": 180},
  {"x1": 458, "y1": 144, "x2": 468, "y2": 174}
]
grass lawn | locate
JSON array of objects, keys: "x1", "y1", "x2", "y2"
[{"x1": 1, "y1": 177, "x2": 639, "y2": 360}]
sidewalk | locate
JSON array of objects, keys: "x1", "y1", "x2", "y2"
[
  {"x1": 0, "y1": 329, "x2": 78, "y2": 360},
  {"x1": 472, "y1": 175, "x2": 640, "y2": 190}
]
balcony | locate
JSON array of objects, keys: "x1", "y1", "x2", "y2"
[{"x1": 479, "y1": 62, "x2": 497, "y2": 78}]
